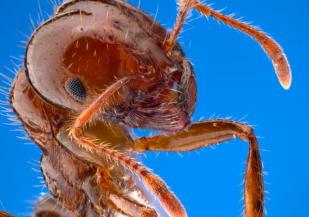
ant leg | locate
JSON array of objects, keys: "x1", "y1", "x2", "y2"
[
  {"x1": 70, "y1": 77, "x2": 187, "y2": 217},
  {"x1": 134, "y1": 119, "x2": 264, "y2": 217},
  {"x1": 96, "y1": 167, "x2": 158, "y2": 217},
  {"x1": 166, "y1": 0, "x2": 291, "y2": 89}
]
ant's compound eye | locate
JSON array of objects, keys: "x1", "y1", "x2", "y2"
[{"x1": 66, "y1": 78, "x2": 86, "y2": 101}]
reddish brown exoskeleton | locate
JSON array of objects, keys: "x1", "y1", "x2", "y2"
[
  {"x1": 6, "y1": 0, "x2": 291, "y2": 216},
  {"x1": 0, "y1": 211, "x2": 14, "y2": 217}
]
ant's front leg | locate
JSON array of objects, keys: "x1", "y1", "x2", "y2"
[
  {"x1": 134, "y1": 119, "x2": 264, "y2": 217},
  {"x1": 69, "y1": 76, "x2": 187, "y2": 217}
]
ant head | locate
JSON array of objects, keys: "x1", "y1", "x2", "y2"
[{"x1": 25, "y1": 0, "x2": 197, "y2": 130}]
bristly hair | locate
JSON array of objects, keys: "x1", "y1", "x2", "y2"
[{"x1": 0, "y1": 0, "x2": 61, "y2": 136}]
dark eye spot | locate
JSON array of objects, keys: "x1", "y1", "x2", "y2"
[{"x1": 66, "y1": 78, "x2": 86, "y2": 101}]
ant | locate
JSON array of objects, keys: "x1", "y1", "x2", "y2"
[{"x1": 1, "y1": 0, "x2": 291, "y2": 216}]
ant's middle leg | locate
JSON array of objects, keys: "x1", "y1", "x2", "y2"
[{"x1": 134, "y1": 119, "x2": 264, "y2": 217}]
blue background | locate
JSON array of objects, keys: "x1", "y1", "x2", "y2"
[{"x1": 0, "y1": 0, "x2": 308, "y2": 216}]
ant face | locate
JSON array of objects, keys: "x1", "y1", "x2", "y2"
[{"x1": 25, "y1": 0, "x2": 197, "y2": 131}]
